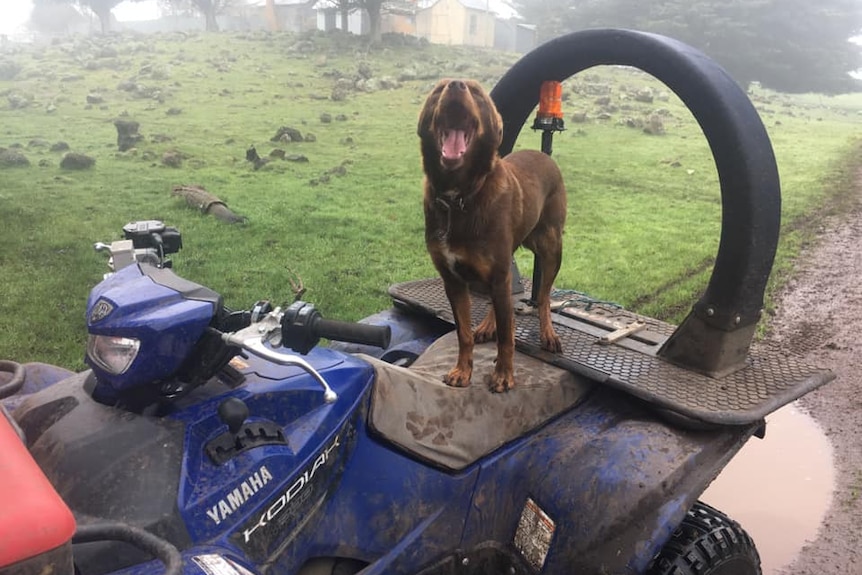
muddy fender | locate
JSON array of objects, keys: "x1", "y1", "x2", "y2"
[{"x1": 461, "y1": 389, "x2": 758, "y2": 574}]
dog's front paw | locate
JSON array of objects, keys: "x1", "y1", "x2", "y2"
[
  {"x1": 541, "y1": 329, "x2": 563, "y2": 354},
  {"x1": 443, "y1": 366, "x2": 472, "y2": 388},
  {"x1": 488, "y1": 369, "x2": 515, "y2": 393}
]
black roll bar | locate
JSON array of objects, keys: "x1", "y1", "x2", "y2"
[{"x1": 491, "y1": 29, "x2": 781, "y2": 376}]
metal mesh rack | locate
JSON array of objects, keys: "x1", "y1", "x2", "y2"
[{"x1": 389, "y1": 278, "x2": 833, "y2": 425}]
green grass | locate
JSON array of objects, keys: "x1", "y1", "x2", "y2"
[{"x1": 1, "y1": 31, "x2": 860, "y2": 370}]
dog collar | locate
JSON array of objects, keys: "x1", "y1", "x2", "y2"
[
  {"x1": 434, "y1": 175, "x2": 487, "y2": 212},
  {"x1": 436, "y1": 192, "x2": 466, "y2": 211}
]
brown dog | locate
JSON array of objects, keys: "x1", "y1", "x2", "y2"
[{"x1": 418, "y1": 79, "x2": 567, "y2": 392}]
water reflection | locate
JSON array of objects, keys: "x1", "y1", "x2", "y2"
[{"x1": 702, "y1": 402, "x2": 834, "y2": 575}]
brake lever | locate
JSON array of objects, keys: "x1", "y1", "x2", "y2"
[{"x1": 221, "y1": 311, "x2": 337, "y2": 403}]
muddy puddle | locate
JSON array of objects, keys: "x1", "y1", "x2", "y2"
[{"x1": 702, "y1": 402, "x2": 835, "y2": 574}]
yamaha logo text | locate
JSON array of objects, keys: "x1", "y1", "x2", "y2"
[{"x1": 207, "y1": 466, "x2": 273, "y2": 525}]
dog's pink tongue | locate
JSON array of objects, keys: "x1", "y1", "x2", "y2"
[{"x1": 442, "y1": 130, "x2": 467, "y2": 160}]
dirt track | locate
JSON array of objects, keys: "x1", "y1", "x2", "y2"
[{"x1": 765, "y1": 175, "x2": 862, "y2": 574}]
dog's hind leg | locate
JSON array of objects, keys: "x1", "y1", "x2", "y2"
[
  {"x1": 474, "y1": 308, "x2": 496, "y2": 343},
  {"x1": 486, "y1": 273, "x2": 517, "y2": 392},
  {"x1": 442, "y1": 279, "x2": 475, "y2": 387},
  {"x1": 525, "y1": 228, "x2": 564, "y2": 354}
]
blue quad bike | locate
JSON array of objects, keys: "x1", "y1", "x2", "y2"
[{"x1": 0, "y1": 30, "x2": 835, "y2": 575}]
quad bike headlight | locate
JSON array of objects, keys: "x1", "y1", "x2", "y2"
[{"x1": 87, "y1": 335, "x2": 140, "y2": 375}]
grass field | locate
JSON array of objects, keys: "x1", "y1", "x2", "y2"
[{"x1": 1, "y1": 30, "x2": 860, "y2": 370}]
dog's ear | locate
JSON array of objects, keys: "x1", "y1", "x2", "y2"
[
  {"x1": 417, "y1": 80, "x2": 447, "y2": 138},
  {"x1": 467, "y1": 80, "x2": 503, "y2": 150}
]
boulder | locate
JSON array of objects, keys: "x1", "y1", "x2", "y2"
[
  {"x1": 114, "y1": 119, "x2": 142, "y2": 152},
  {"x1": 60, "y1": 152, "x2": 95, "y2": 170},
  {"x1": 271, "y1": 126, "x2": 303, "y2": 143},
  {"x1": 634, "y1": 88, "x2": 654, "y2": 104},
  {"x1": 643, "y1": 115, "x2": 665, "y2": 135},
  {"x1": 161, "y1": 151, "x2": 183, "y2": 168},
  {"x1": 0, "y1": 149, "x2": 30, "y2": 168}
]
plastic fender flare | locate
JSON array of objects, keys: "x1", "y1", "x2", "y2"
[
  {"x1": 506, "y1": 405, "x2": 757, "y2": 574},
  {"x1": 490, "y1": 29, "x2": 781, "y2": 375}
]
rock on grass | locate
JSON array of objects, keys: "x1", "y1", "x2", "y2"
[
  {"x1": 161, "y1": 151, "x2": 183, "y2": 168},
  {"x1": 271, "y1": 126, "x2": 303, "y2": 143},
  {"x1": 60, "y1": 152, "x2": 96, "y2": 170},
  {"x1": 0, "y1": 149, "x2": 30, "y2": 167}
]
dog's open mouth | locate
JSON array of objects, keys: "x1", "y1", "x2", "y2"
[
  {"x1": 440, "y1": 128, "x2": 473, "y2": 162},
  {"x1": 430, "y1": 84, "x2": 482, "y2": 169}
]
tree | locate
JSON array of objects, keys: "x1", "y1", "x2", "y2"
[
  {"x1": 327, "y1": 0, "x2": 360, "y2": 32},
  {"x1": 191, "y1": 0, "x2": 228, "y2": 31},
  {"x1": 33, "y1": 0, "x2": 147, "y2": 33},
  {"x1": 317, "y1": 0, "x2": 399, "y2": 44},
  {"x1": 159, "y1": 0, "x2": 235, "y2": 31},
  {"x1": 78, "y1": 0, "x2": 122, "y2": 33},
  {"x1": 512, "y1": 0, "x2": 862, "y2": 94},
  {"x1": 362, "y1": 0, "x2": 386, "y2": 44},
  {"x1": 317, "y1": 0, "x2": 364, "y2": 36},
  {"x1": 29, "y1": 1, "x2": 89, "y2": 35}
]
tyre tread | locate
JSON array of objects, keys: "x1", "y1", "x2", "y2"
[{"x1": 646, "y1": 501, "x2": 762, "y2": 575}]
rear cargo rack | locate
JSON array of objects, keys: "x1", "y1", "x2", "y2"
[{"x1": 389, "y1": 278, "x2": 832, "y2": 425}]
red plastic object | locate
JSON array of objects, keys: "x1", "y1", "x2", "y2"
[{"x1": 0, "y1": 411, "x2": 76, "y2": 567}]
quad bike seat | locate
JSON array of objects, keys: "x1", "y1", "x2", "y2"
[{"x1": 363, "y1": 331, "x2": 595, "y2": 471}]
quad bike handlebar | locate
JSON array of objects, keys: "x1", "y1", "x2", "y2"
[
  {"x1": 94, "y1": 220, "x2": 182, "y2": 274},
  {"x1": 220, "y1": 301, "x2": 391, "y2": 403},
  {"x1": 280, "y1": 301, "x2": 392, "y2": 354}
]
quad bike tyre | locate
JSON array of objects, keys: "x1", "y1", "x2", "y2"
[{"x1": 646, "y1": 501, "x2": 762, "y2": 575}]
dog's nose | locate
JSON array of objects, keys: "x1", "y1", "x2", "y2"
[{"x1": 448, "y1": 80, "x2": 467, "y2": 91}]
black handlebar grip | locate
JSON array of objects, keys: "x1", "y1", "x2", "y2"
[{"x1": 314, "y1": 318, "x2": 391, "y2": 349}]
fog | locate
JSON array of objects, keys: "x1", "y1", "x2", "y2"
[
  {"x1": 1, "y1": 0, "x2": 860, "y2": 93},
  {"x1": 0, "y1": 0, "x2": 161, "y2": 36}
]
